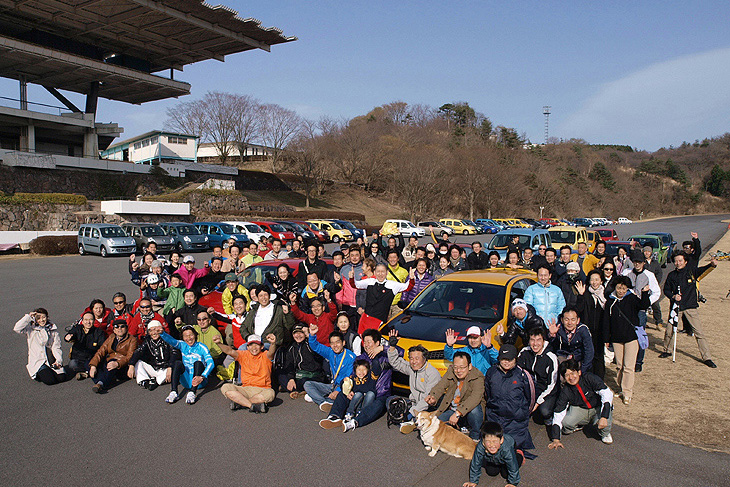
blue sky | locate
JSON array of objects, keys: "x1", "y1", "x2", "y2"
[{"x1": 2, "y1": 1, "x2": 729, "y2": 151}]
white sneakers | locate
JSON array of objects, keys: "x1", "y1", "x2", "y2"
[
  {"x1": 342, "y1": 419, "x2": 357, "y2": 433},
  {"x1": 319, "y1": 401, "x2": 332, "y2": 412},
  {"x1": 304, "y1": 393, "x2": 314, "y2": 403},
  {"x1": 165, "y1": 391, "x2": 178, "y2": 404},
  {"x1": 185, "y1": 391, "x2": 197, "y2": 405},
  {"x1": 602, "y1": 434, "x2": 614, "y2": 445}
]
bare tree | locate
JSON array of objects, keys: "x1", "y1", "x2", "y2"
[
  {"x1": 231, "y1": 94, "x2": 260, "y2": 166},
  {"x1": 289, "y1": 118, "x2": 329, "y2": 208},
  {"x1": 259, "y1": 103, "x2": 301, "y2": 173},
  {"x1": 165, "y1": 99, "x2": 208, "y2": 140}
]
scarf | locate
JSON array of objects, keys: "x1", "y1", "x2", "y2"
[
  {"x1": 588, "y1": 284, "x2": 607, "y2": 308},
  {"x1": 449, "y1": 256, "x2": 461, "y2": 268}
]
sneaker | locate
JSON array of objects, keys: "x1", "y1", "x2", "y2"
[
  {"x1": 704, "y1": 360, "x2": 717, "y2": 369},
  {"x1": 304, "y1": 393, "x2": 314, "y2": 403},
  {"x1": 230, "y1": 401, "x2": 243, "y2": 411},
  {"x1": 147, "y1": 380, "x2": 158, "y2": 391},
  {"x1": 185, "y1": 391, "x2": 197, "y2": 405},
  {"x1": 342, "y1": 419, "x2": 357, "y2": 433},
  {"x1": 613, "y1": 391, "x2": 623, "y2": 398},
  {"x1": 319, "y1": 416, "x2": 343, "y2": 429},
  {"x1": 76, "y1": 372, "x2": 88, "y2": 381},
  {"x1": 602, "y1": 434, "x2": 614, "y2": 445},
  {"x1": 319, "y1": 401, "x2": 332, "y2": 413},
  {"x1": 289, "y1": 391, "x2": 301, "y2": 399},
  {"x1": 165, "y1": 391, "x2": 179, "y2": 404},
  {"x1": 623, "y1": 396, "x2": 631, "y2": 406},
  {"x1": 91, "y1": 382, "x2": 104, "y2": 394},
  {"x1": 399, "y1": 421, "x2": 416, "y2": 435},
  {"x1": 460, "y1": 427, "x2": 470, "y2": 435}
]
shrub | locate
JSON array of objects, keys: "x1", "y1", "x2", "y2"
[
  {"x1": 29, "y1": 235, "x2": 78, "y2": 255},
  {"x1": 0, "y1": 192, "x2": 87, "y2": 205}
]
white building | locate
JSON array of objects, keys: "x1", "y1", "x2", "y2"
[
  {"x1": 196, "y1": 141, "x2": 273, "y2": 163},
  {"x1": 100, "y1": 131, "x2": 198, "y2": 165}
]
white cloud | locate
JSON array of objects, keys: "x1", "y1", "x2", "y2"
[{"x1": 559, "y1": 47, "x2": 730, "y2": 150}]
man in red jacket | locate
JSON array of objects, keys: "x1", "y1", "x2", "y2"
[
  {"x1": 128, "y1": 299, "x2": 167, "y2": 339},
  {"x1": 290, "y1": 290, "x2": 338, "y2": 346}
]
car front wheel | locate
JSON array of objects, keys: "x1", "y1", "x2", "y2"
[
  {"x1": 333, "y1": 236, "x2": 340, "y2": 243},
  {"x1": 463, "y1": 230, "x2": 468, "y2": 235},
  {"x1": 100, "y1": 246, "x2": 108, "y2": 258},
  {"x1": 78, "y1": 244, "x2": 85, "y2": 255}
]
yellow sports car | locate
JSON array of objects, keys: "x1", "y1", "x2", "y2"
[{"x1": 380, "y1": 269, "x2": 537, "y2": 391}]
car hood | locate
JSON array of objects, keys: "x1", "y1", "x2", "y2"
[
  {"x1": 147, "y1": 236, "x2": 174, "y2": 244},
  {"x1": 387, "y1": 311, "x2": 499, "y2": 344}
]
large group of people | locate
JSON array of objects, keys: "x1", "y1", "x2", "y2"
[{"x1": 13, "y1": 228, "x2": 718, "y2": 485}]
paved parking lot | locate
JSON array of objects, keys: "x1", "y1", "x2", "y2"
[{"x1": 2, "y1": 214, "x2": 729, "y2": 486}]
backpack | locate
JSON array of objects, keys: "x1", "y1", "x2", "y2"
[{"x1": 386, "y1": 396, "x2": 410, "y2": 428}]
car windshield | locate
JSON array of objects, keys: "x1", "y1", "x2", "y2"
[
  {"x1": 245, "y1": 224, "x2": 264, "y2": 233},
  {"x1": 267, "y1": 223, "x2": 285, "y2": 232},
  {"x1": 100, "y1": 226, "x2": 126, "y2": 238},
  {"x1": 288, "y1": 223, "x2": 306, "y2": 232},
  {"x1": 463, "y1": 220, "x2": 477, "y2": 226},
  {"x1": 549, "y1": 230, "x2": 576, "y2": 243},
  {"x1": 488, "y1": 234, "x2": 530, "y2": 249},
  {"x1": 140, "y1": 225, "x2": 166, "y2": 237},
  {"x1": 328, "y1": 222, "x2": 343, "y2": 230},
  {"x1": 597, "y1": 230, "x2": 613, "y2": 237},
  {"x1": 631, "y1": 237, "x2": 659, "y2": 248},
  {"x1": 176, "y1": 225, "x2": 201, "y2": 235},
  {"x1": 393, "y1": 281, "x2": 506, "y2": 340},
  {"x1": 217, "y1": 224, "x2": 235, "y2": 233},
  {"x1": 338, "y1": 221, "x2": 356, "y2": 230},
  {"x1": 648, "y1": 233, "x2": 670, "y2": 244},
  {"x1": 604, "y1": 243, "x2": 631, "y2": 256}
]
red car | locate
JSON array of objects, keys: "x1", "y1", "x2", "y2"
[
  {"x1": 293, "y1": 220, "x2": 329, "y2": 243},
  {"x1": 596, "y1": 229, "x2": 618, "y2": 241},
  {"x1": 538, "y1": 218, "x2": 562, "y2": 226},
  {"x1": 251, "y1": 221, "x2": 296, "y2": 244},
  {"x1": 199, "y1": 258, "x2": 335, "y2": 315}
]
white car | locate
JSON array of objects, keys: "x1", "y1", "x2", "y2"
[
  {"x1": 224, "y1": 221, "x2": 272, "y2": 243},
  {"x1": 384, "y1": 219, "x2": 426, "y2": 238},
  {"x1": 617, "y1": 217, "x2": 633, "y2": 224}
]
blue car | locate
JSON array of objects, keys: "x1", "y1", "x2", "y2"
[
  {"x1": 474, "y1": 219, "x2": 502, "y2": 234},
  {"x1": 195, "y1": 222, "x2": 251, "y2": 249}
]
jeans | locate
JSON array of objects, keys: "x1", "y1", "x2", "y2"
[
  {"x1": 303, "y1": 380, "x2": 334, "y2": 405},
  {"x1": 354, "y1": 396, "x2": 387, "y2": 428},
  {"x1": 438, "y1": 404, "x2": 484, "y2": 440},
  {"x1": 92, "y1": 360, "x2": 123, "y2": 389},
  {"x1": 561, "y1": 405, "x2": 612, "y2": 439},
  {"x1": 636, "y1": 311, "x2": 647, "y2": 367},
  {"x1": 347, "y1": 391, "x2": 376, "y2": 416}
]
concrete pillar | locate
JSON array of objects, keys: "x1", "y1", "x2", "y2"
[
  {"x1": 83, "y1": 128, "x2": 99, "y2": 158},
  {"x1": 20, "y1": 124, "x2": 35, "y2": 152}
]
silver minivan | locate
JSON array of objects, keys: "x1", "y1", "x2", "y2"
[
  {"x1": 78, "y1": 223, "x2": 137, "y2": 257},
  {"x1": 121, "y1": 223, "x2": 175, "y2": 253}
]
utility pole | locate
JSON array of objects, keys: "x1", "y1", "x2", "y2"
[{"x1": 543, "y1": 106, "x2": 551, "y2": 144}]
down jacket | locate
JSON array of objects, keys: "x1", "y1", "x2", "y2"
[{"x1": 524, "y1": 281, "x2": 566, "y2": 324}]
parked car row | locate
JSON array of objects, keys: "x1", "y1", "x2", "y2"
[{"x1": 77, "y1": 217, "x2": 368, "y2": 256}]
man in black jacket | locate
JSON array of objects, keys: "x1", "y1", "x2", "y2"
[
  {"x1": 276, "y1": 324, "x2": 325, "y2": 397},
  {"x1": 548, "y1": 359, "x2": 613, "y2": 448},
  {"x1": 128, "y1": 320, "x2": 175, "y2": 390},
  {"x1": 169, "y1": 290, "x2": 207, "y2": 338},
  {"x1": 297, "y1": 243, "x2": 328, "y2": 289},
  {"x1": 466, "y1": 241, "x2": 490, "y2": 270},
  {"x1": 498, "y1": 299, "x2": 545, "y2": 346},
  {"x1": 659, "y1": 252, "x2": 717, "y2": 367},
  {"x1": 643, "y1": 245, "x2": 664, "y2": 329},
  {"x1": 517, "y1": 327, "x2": 559, "y2": 425}
]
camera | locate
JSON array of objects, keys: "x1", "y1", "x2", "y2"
[{"x1": 698, "y1": 293, "x2": 707, "y2": 304}]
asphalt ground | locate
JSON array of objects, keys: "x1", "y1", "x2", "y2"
[{"x1": 2, "y1": 214, "x2": 729, "y2": 486}]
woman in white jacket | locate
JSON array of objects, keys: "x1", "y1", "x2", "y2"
[{"x1": 14, "y1": 308, "x2": 66, "y2": 385}]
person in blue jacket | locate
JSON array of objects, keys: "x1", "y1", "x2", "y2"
[
  {"x1": 303, "y1": 323, "x2": 356, "y2": 411},
  {"x1": 160, "y1": 325, "x2": 214, "y2": 405},
  {"x1": 464, "y1": 421, "x2": 524, "y2": 487},
  {"x1": 524, "y1": 265, "x2": 566, "y2": 324},
  {"x1": 444, "y1": 325, "x2": 498, "y2": 374}
]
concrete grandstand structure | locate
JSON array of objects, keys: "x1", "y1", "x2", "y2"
[{"x1": 0, "y1": 0, "x2": 295, "y2": 174}]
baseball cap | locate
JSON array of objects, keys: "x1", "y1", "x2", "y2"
[
  {"x1": 247, "y1": 334, "x2": 263, "y2": 345},
  {"x1": 292, "y1": 324, "x2": 306, "y2": 334},
  {"x1": 498, "y1": 344, "x2": 518, "y2": 361},
  {"x1": 643, "y1": 245, "x2": 653, "y2": 253},
  {"x1": 566, "y1": 262, "x2": 580, "y2": 272},
  {"x1": 511, "y1": 298, "x2": 528, "y2": 312},
  {"x1": 183, "y1": 255, "x2": 195, "y2": 263},
  {"x1": 225, "y1": 273, "x2": 238, "y2": 282},
  {"x1": 146, "y1": 319, "x2": 163, "y2": 330},
  {"x1": 466, "y1": 325, "x2": 482, "y2": 337},
  {"x1": 340, "y1": 243, "x2": 349, "y2": 250},
  {"x1": 146, "y1": 274, "x2": 159, "y2": 284}
]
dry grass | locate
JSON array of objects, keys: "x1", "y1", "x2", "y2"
[{"x1": 608, "y1": 229, "x2": 730, "y2": 452}]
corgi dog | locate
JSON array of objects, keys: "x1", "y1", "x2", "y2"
[{"x1": 415, "y1": 410, "x2": 477, "y2": 459}]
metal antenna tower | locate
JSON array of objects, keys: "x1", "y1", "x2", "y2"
[{"x1": 543, "y1": 106, "x2": 551, "y2": 144}]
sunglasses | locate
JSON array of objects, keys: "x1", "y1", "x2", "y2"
[
  {"x1": 604, "y1": 268, "x2": 614, "y2": 272},
  {"x1": 197, "y1": 317, "x2": 210, "y2": 322},
  {"x1": 113, "y1": 324, "x2": 127, "y2": 329},
  {"x1": 139, "y1": 305, "x2": 151, "y2": 309},
  {"x1": 113, "y1": 301, "x2": 125, "y2": 305}
]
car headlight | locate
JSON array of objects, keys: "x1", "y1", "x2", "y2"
[
  {"x1": 204, "y1": 236, "x2": 209, "y2": 242},
  {"x1": 183, "y1": 236, "x2": 191, "y2": 242}
]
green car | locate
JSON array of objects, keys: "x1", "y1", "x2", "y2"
[{"x1": 629, "y1": 234, "x2": 669, "y2": 267}]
